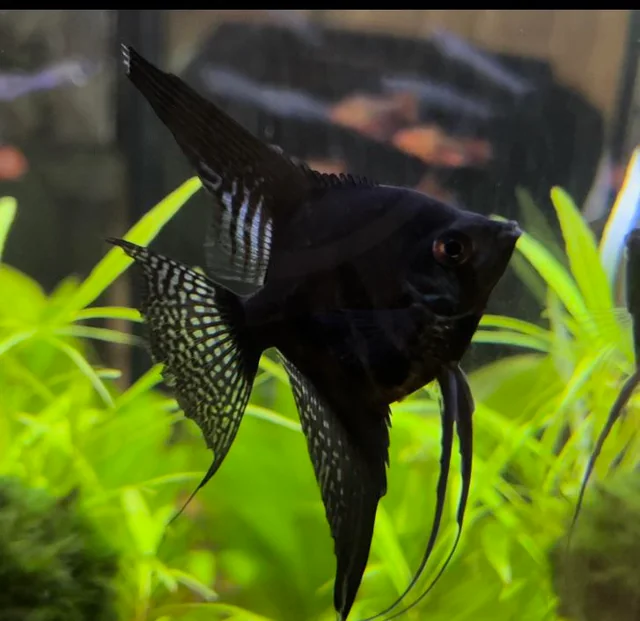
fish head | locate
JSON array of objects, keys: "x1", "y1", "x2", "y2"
[{"x1": 409, "y1": 207, "x2": 521, "y2": 319}]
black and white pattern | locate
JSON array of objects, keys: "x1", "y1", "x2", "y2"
[
  {"x1": 201, "y1": 164, "x2": 274, "y2": 297},
  {"x1": 109, "y1": 239, "x2": 258, "y2": 491},
  {"x1": 279, "y1": 353, "x2": 387, "y2": 621},
  {"x1": 122, "y1": 44, "x2": 377, "y2": 299},
  {"x1": 121, "y1": 45, "x2": 291, "y2": 297}
]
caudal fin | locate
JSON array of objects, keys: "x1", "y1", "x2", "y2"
[{"x1": 108, "y1": 238, "x2": 261, "y2": 518}]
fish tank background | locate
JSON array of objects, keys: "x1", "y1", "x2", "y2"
[
  {"x1": 1, "y1": 10, "x2": 636, "y2": 378},
  {"x1": 158, "y1": 14, "x2": 609, "y2": 374},
  {"x1": 1, "y1": 10, "x2": 640, "y2": 621}
]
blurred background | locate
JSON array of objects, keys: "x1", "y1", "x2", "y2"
[
  {"x1": 1, "y1": 10, "x2": 638, "y2": 376},
  {"x1": 1, "y1": 10, "x2": 640, "y2": 621}
]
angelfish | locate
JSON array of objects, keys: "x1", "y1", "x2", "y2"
[{"x1": 110, "y1": 45, "x2": 521, "y2": 621}]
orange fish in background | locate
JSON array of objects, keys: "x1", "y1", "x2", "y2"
[
  {"x1": 0, "y1": 145, "x2": 28, "y2": 180},
  {"x1": 330, "y1": 91, "x2": 419, "y2": 141},
  {"x1": 329, "y1": 91, "x2": 494, "y2": 170},
  {"x1": 393, "y1": 125, "x2": 464, "y2": 167},
  {"x1": 393, "y1": 124, "x2": 493, "y2": 168}
]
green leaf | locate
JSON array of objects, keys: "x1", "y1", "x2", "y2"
[
  {"x1": 551, "y1": 186, "x2": 622, "y2": 346},
  {"x1": 185, "y1": 550, "x2": 217, "y2": 593},
  {"x1": 153, "y1": 559, "x2": 179, "y2": 593},
  {"x1": 95, "y1": 368, "x2": 123, "y2": 380},
  {"x1": 74, "y1": 306, "x2": 143, "y2": 323},
  {"x1": 370, "y1": 503, "x2": 412, "y2": 595},
  {"x1": 171, "y1": 568, "x2": 218, "y2": 601},
  {"x1": 546, "y1": 290, "x2": 577, "y2": 382},
  {"x1": 0, "y1": 196, "x2": 17, "y2": 262},
  {"x1": 55, "y1": 177, "x2": 202, "y2": 319},
  {"x1": 515, "y1": 229, "x2": 592, "y2": 334},
  {"x1": 510, "y1": 252, "x2": 547, "y2": 306},
  {"x1": 481, "y1": 520, "x2": 512, "y2": 584},
  {"x1": 475, "y1": 403, "x2": 551, "y2": 462},
  {"x1": 46, "y1": 336, "x2": 115, "y2": 407},
  {"x1": 515, "y1": 186, "x2": 565, "y2": 264},
  {"x1": 469, "y1": 353, "x2": 547, "y2": 407},
  {"x1": 244, "y1": 404, "x2": 301, "y2": 433},
  {"x1": 45, "y1": 275, "x2": 82, "y2": 318},
  {"x1": 0, "y1": 265, "x2": 47, "y2": 323},
  {"x1": 258, "y1": 356, "x2": 289, "y2": 384},
  {"x1": 0, "y1": 352, "x2": 55, "y2": 402},
  {"x1": 473, "y1": 330, "x2": 550, "y2": 353},
  {"x1": 115, "y1": 364, "x2": 164, "y2": 410},
  {"x1": 479, "y1": 315, "x2": 551, "y2": 340},
  {"x1": 149, "y1": 603, "x2": 274, "y2": 621},
  {"x1": 54, "y1": 325, "x2": 143, "y2": 346},
  {"x1": 85, "y1": 473, "x2": 203, "y2": 508},
  {"x1": 554, "y1": 345, "x2": 614, "y2": 420},
  {"x1": 0, "y1": 328, "x2": 37, "y2": 357},
  {"x1": 121, "y1": 488, "x2": 156, "y2": 556}
]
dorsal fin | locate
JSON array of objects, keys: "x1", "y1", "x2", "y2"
[
  {"x1": 122, "y1": 44, "x2": 376, "y2": 297},
  {"x1": 267, "y1": 143, "x2": 377, "y2": 190}
]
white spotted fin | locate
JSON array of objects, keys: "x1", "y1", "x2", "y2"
[
  {"x1": 279, "y1": 353, "x2": 390, "y2": 621},
  {"x1": 108, "y1": 238, "x2": 261, "y2": 517}
]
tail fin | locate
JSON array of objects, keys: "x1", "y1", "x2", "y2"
[{"x1": 108, "y1": 238, "x2": 261, "y2": 519}]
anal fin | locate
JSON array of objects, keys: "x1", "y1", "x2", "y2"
[{"x1": 279, "y1": 353, "x2": 389, "y2": 621}]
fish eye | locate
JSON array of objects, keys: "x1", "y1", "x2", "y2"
[{"x1": 432, "y1": 231, "x2": 473, "y2": 266}]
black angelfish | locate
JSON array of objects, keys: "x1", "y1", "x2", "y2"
[
  {"x1": 567, "y1": 228, "x2": 640, "y2": 546},
  {"x1": 111, "y1": 45, "x2": 521, "y2": 621}
]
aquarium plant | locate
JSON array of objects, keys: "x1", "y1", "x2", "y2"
[{"x1": 0, "y1": 162, "x2": 639, "y2": 620}]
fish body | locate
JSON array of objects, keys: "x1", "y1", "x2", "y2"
[
  {"x1": 244, "y1": 182, "x2": 515, "y2": 390},
  {"x1": 113, "y1": 45, "x2": 520, "y2": 621}
]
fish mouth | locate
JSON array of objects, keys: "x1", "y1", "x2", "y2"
[
  {"x1": 470, "y1": 219, "x2": 522, "y2": 312},
  {"x1": 497, "y1": 219, "x2": 522, "y2": 244}
]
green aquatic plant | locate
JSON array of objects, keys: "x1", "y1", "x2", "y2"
[
  {"x1": 0, "y1": 183, "x2": 264, "y2": 621},
  {"x1": 1, "y1": 176, "x2": 636, "y2": 621},
  {"x1": 471, "y1": 184, "x2": 640, "y2": 620},
  {"x1": 0, "y1": 183, "x2": 559, "y2": 621},
  {"x1": 476, "y1": 185, "x2": 636, "y2": 505},
  {"x1": 550, "y1": 472, "x2": 640, "y2": 621},
  {"x1": 0, "y1": 476, "x2": 118, "y2": 621}
]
